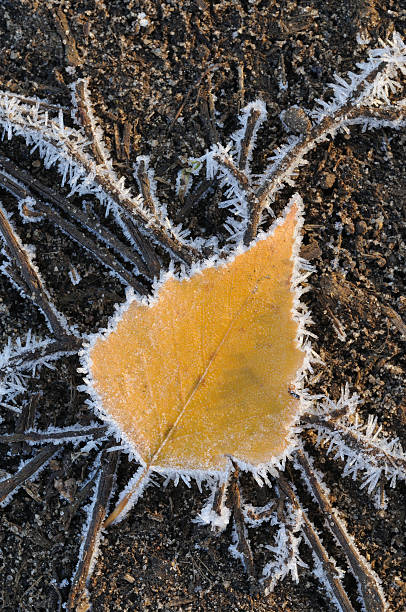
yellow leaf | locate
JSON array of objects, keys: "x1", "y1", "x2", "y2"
[{"x1": 87, "y1": 198, "x2": 307, "y2": 480}]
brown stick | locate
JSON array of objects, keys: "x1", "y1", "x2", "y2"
[
  {"x1": 174, "y1": 179, "x2": 213, "y2": 223},
  {"x1": 295, "y1": 449, "x2": 386, "y2": 612},
  {"x1": 167, "y1": 63, "x2": 219, "y2": 133},
  {"x1": 238, "y1": 107, "x2": 262, "y2": 171},
  {"x1": 0, "y1": 202, "x2": 70, "y2": 339},
  {"x1": 136, "y1": 158, "x2": 158, "y2": 215},
  {"x1": 62, "y1": 473, "x2": 99, "y2": 530},
  {"x1": 277, "y1": 474, "x2": 355, "y2": 612},
  {"x1": 0, "y1": 445, "x2": 57, "y2": 504},
  {"x1": 228, "y1": 463, "x2": 255, "y2": 581},
  {"x1": 54, "y1": 8, "x2": 82, "y2": 67},
  {"x1": 120, "y1": 215, "x2": 162, "y2": 277},
  {"x1": 67, "y1": 450, "x2": 120, "y2": 611},
  {"x1": 0, "y1": 152, "x2": 150, "y2": 278},
  {"x1": 212, "y1": 152, "x2": 249, "y2": 191},
  {"x1": 212, "y1": 481, "x2": 227, "y2": 519},
  {"x1": 74, "y1": 80, "x2": 107, "y2": 166},
  {"x1": 244, "y1": 503, "x2": 274, "y2": 523},
  {"x1": 301, "y1": 414, "x2": 406, "y2": 474},
  {"x1": 11, "y1": 392, "x2": 39, "y2": 455},
  {"x1": 0, "y1": 425, "x2": 108, "y2": 445},
  {"x1": 122, "y1": 122, "x2": 132, "y2": 161},
  {"x1": 0, "y1": 92, "x2": 65, "y2": 112}
]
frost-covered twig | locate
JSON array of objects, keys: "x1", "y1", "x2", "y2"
[
  {"x1": 67, "y1": 449, "x2": 120, "y2": 612},
  {"x1": 0, "y1": 425, "x2": 107, "y2": 446},
  {"x1": 11, "y1": 392, "x2": 38, "y2": 453},
  {"x1": 0, "y1": 201, "x2": 71, "y2": 338},
  {"x1": 237, "y1": 104, "x2": 267, "y2": 172},
  {"x1": 0, "y1": 87, "x2": 197, "y2": 266},
  {"x1": 295, "y1": 449, "x2": 387, "y2": 612},
  {"x1": 0, "y1": 151, "x2": 151, "y2": 280},
  {"x1": 195, "y1": 34, "x2": 405, "y2": 245},
  {"x1": 73, "y1": 79, "x2": 110, "y2": 168},
  {"x1": 0, "y1": 444, "x2": 57, "y2": 505},
  {"x1": 261, "y1": 492, "x2": 307, "y2": 595},
  {"x1": 228, "y1": 463, "x2": 255, "y2": 581},
  {"x1": 243, "y1": 34, "x2": 406, "y2": 243},
  {"x1": 277, "y1": 474, "x2": 355, "y2": 612},
  {"x1": 301, "y1": 388, "x2": 406, "y2": 496},
  {"x1": 244, "y1": 104, "x2": 405, "y2": 244},
  {"x1": 0, "y1": 334, "x2": 81, "y2": 376}
]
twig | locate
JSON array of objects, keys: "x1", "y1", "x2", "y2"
[
  {"x1": 136, "y1": 158, "x2": 158, "y2": 215},
  {"x1": 12, "y1": 393, "x2": 39, "y2": 454},
  {"x1": 205, "y1": 71, "x2": 219, "y2": 144},
  {"x1": 244, "y1": 504, "x2": 274, "y2": 523},
  {"x1": 54, "y1": 7, "x2": 82, "y2": 68},
  {"x1": 238, "y1": 106, "x2": 263, "y2": 171},
  {"x1": 67, "y1": 450, "x2": 120, "y2": 611},
  {"x1": 243, "y1": 104, "x2": 405, "y2": 244},
  {"x1": 237, "y1": 62, "x2": 245, "y2": 111},
  {"x1": 381, "y1": 304, "x2": 406, "y2": 338},
  {"x1": 174, "y1": 178, "x2": 214, "y2": 223},
  {"x1": 167, "y1": 64, "x2": 218, "y2": 133},
  {"x1": 119, "y1": 214, "x2": 161, "y2": 277},
  {"x1": 295, "y1": 449, "x2": 387, "y2": 612},
  {"x1": 0, "y1": 445, "x2": 57, "y2": 504},
  {"x1": 277, "y1": 474, "x2": 355, "y2": 612},
  {"x1": 212, "y1": 481, "x2": 227, "y2": 519},
  {"x1": 73, "y1": 80, "x2": 108, "y2": 166},
  {"x1": 2, "y1": 336, "x2": 82, "y2": 373},
  {"x1": 212, "y1": 152, "x2": 249, "y2": 191},
  {"x1": 0, "y1": 202, "x2": 70, "y2": 339},
  {"x1": 228, "y1": 462, "x2": 255, "y2": 581},
  {"x1": 301, "y1": 414, "x2": 406, "y2": 474},
  {"x1": 62, "y1": 472, "x2": 99, "y2": 530},
  {"x1": 0, "y1": 425, "x2": 108, "y2": 445},
  {"x1": 0, "y1": 152, "x2": 150, "y2": 277},
  {"x1": 122, "y1": 122, "x2": 132, "y2": 161},
  {"x1": 0, "y1": 91, "x2": 65, "y2": 112}
]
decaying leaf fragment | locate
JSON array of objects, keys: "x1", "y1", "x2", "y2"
[{"x1": 85, "y1": 198, "x2": 308, "y2": 479}]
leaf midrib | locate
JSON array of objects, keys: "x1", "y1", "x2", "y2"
[{"x1": 147, "y1": 277, "x2": 268, "y2": 468}]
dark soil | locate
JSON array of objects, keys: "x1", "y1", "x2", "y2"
[{"x1": 0, "y1": 1, "x2": 405, "y2": 611}]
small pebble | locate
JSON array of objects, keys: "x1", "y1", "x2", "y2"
[
  {"x1": 281, "y1": 106, "x2": 312, "y2": 134},
  {"x1": 319, "y1": 172, "x2": 336, "y2": 189},
  {"x1": 356, "y1": 220, "x2": 368, "y2": 235}
]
